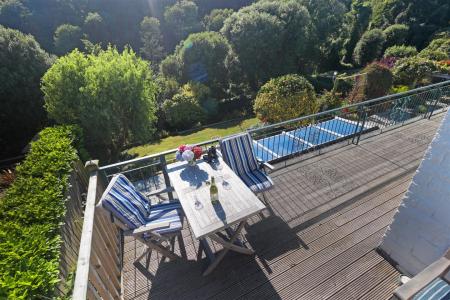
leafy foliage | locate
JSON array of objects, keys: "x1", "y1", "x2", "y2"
[
  {"x1": 353, "y1": 29, "x2": 386, "y2": 66},
  {"x1": 0, "y1": 126, "x2": 78, "y2": 299},
  {"x1": 349, "y1": 63, "x2": 393, "y2": 103},
  {"x1": 53, "y1": 24, "x2": 83, "y2": 55},
  {"x1": 164, "y1": 0, "x2": 201, "y2": 48},
  {"x1": 419, "y1": 38, "x2": 450, "y2": 60},
  {"x1": 203, "y1": 8, "x2": 234, "y2": 32},
  {"x1": 383, "y1": 24, "x2": 409, "y2": 48},
  {"x1": 163, "y1": 92, "x2": 206, "y2": 129},
  {"x1": 254, "y1": 74, "x2": 318, "y2": 123},
  {"x1": 384, "y1": 45, "x2": 417, "y2": 58},
  {"x1": 177, "y1": 31, "x2": 232, "y2": 96},
  {"x1": 42, "y1": 47, "x2": 158, "y2": 161},
  {"x1": 140, "y1": 16, "x2": 165, "y2": 65},
  {"x1": 0, "y1": 26, "x2": 53, "y2": 158},
  {"x1": 221, "y1": 0, "x2": 314, "y2": 90},
  {"x1": 392, "y1": 56, "x2": 444, "y2": 87}
]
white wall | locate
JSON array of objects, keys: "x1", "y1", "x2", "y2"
[{"x1": 379, "y1": 110, "x2": 450, "y2": 276}]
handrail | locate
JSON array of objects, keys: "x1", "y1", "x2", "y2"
[
  {"x1": 100, "y1": 80, "x2": 450, "y2": 172},
  {"x1": 248, "y1": 80, "x2": 450, "y2": 133},
  {"x1": 73, "y1": 161, "x2": 101, "y2": 299},
  {"x1": 73, "y1": 160, "x2": 122, "y2": 300},
  {"x1": 100, "y1": 137, "x2": 220, "y2": 171}
]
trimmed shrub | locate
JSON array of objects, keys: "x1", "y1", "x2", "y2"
[
  {"x1": 163, "y1": 93, "x2": 206, "y2": 130},
  {"x1": 353, "y1": 29, "x2": 386, "y2": 66},
  {"x1": 393, "y1": 56, "x2": 444, "y2": 87},
  {"x1": 0, "y1": 126, "x2": 78, "y2": 299},
  {"x1": 384, "y1": 45, "x2": 418, "y2": 59},
  {"x1": 349, "y1": 63, "x2": 393, "y2": 103},
  {"x1": 383, "y1": 24, "x2": 409, "y2": 48},
  {"x1": 254, "y1": 74, "x2": 318, "y2": 123}
]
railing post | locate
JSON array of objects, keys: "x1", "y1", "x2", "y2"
[
  {"x1": 352, "y1": 105, "x2": 367, "y2": 145},
  {"x1": 160, "y1": 155, "x2": 174, "y2": 200},
  {"x1": 428, "y1": 88, "x2": 442, "y2": 119},
  {"x1": 73, "y1": 160, "x2": 100, "y2": 300}
]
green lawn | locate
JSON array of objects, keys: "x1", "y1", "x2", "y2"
[{"x1": 127, "y1": 117, "x2": 260, "y2": 157}]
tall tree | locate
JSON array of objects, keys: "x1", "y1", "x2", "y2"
[
  {"x1": 42, "y1": 47, "x2": 158, "y2": 162},
  {"x1": 139, "y1": 16, "x2": 165, "y2": 65},
  {"x1": 53, "y1": 24, "x2": 83, "y2": 55},
  {"x1": 177, "y1": 31, "x2": 232, "y2": 97},
  {"x1": 0, "y1": 26, "x2": 52, "y2": 157},
  {"x1": 164, "y1": 0, "x2": 201, "y2": 48},
  {"x1": 202, "y1": 8, "x2": 233, "y2": 32},
  {"x1": 83, "y1": 12, "x2": 107, "y2": 45},
  {"x1": 353, "y1": 28, "x2": 386, "y2": 66},
  {"x1": 221, "y1": 0, "x2": 314, "y2": 90}
]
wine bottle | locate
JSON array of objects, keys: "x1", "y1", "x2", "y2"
[{"x1": 210, "y1": 176, "x2": 219, "y2": 204}]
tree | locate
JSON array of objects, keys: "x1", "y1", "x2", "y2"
[
  {"x1": 164, "y1": 0, "x2": 201, "y2": 47},
  {"x1": 162, "y1": 92, "x2": 206, "y2": 130},
  {"x1": 42, "y1": 47, "x2": 157, "y2": 162},
  {"x1": 419, "y1": 38, "x2": 450, "y2": 60},
  {"x1": 304, "y1": 0, "x2": 348, "y2": 70},
  {"x1": 254, "y1": 74, "x2": 318, "y2": 123},
  {"x1": 176, "y1": 31, "x2": 231, "y2": 96},
  {"x1": 384, "y1": 45, "x2": 417, "y2": 58},
  {"x1": 353, "y1": 29, "x2": 386, "y2": 66},
  {"x1": 53, "y1": 24, "x2": 83, "y2": 55},
  {"x1": 0, "y1": 26, "x2": 52, "y2": 158},
  {"x1": 139, "y1": 16, "x2": 165, "y2": 64},
  {"x1": 160, "y1": 54, "x2": 183, "y2": 81},
  {"x1": 383, "y1": 24, "x2": 409, "y2": 48},
  {"x1": 203, "y1": 8, "x2": 234, "y2": 32},
  {"x1": 84, "y1": 12, "x2": 107, "y2": 44},
  {"x1": 221, "y1": 0, "x2": 314, "y2": 90}
]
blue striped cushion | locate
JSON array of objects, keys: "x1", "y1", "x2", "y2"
[
  {"x1": 413, "y1": 278, "x2": 450, "y2": 300},
  {"x1": 238, "y1": 169, "x2": 273, "y2": 193},
  {"x1": 100, "y1": 174, "x2": 150, "y2": 229},
  {"x1": 220, "y1": 133, "x2": 259, "y2": 175},
  {"x1": 144, "y1": 202, "x2": 183, "y2": 235}
]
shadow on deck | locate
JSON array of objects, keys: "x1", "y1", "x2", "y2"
[{"x1": 122, "y1": 114, "x2": 444, "y2": 300}]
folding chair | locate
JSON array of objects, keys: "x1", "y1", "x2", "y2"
[
  {"x1": 219, "y1": 133, "x2": 274, "y2": 201},
  {"x1": 97, "y1": 174, "x2": 184, "y2": 261}
]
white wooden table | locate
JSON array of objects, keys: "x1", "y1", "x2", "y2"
[{"x1": 166, "y1": 158, "x2": 266, "y2": 275}]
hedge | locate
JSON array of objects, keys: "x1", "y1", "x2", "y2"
[{"x1": 0, "y1": 126, "x2": 79, "y2": 299}]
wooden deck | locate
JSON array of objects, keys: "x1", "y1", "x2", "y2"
[{"x1": 122, "y1": 114, "x2": 444, "y2": 300}]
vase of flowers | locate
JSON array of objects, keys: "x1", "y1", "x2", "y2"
[{"x1": 176, "y1": 145, "x2": 203, "y2": 166}]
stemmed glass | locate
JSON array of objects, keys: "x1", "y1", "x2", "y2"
[{"x1": 193, "y1": 194, "x2": 203, "y2": 210}]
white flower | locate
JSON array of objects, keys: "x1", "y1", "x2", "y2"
[{"x1": 182, "y1": 150, "x2": 195, "y2": 162}]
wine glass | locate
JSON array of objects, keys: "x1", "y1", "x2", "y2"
[{"x1": 193, "y1": 195, "x2": 203, "y2": 210}]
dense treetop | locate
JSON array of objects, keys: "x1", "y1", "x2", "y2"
[{"x1": 1, "y1": 0, "x2": 449, "y2": 159}]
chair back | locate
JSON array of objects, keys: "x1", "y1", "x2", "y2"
[
  {"x1": 220, "y1": 133, "x2": 259, "y2": 175},
  {"x1": 98, "y1": 174, "x2": 150, "y2": 230}
]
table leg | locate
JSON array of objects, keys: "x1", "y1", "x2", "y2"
[{"x1": 202, "y1": 221, "x2": 253, "y2": 276}]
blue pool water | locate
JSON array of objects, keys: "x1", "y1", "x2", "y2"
[{"x1": 253, "y1": 117, "x2": 371, "y2": 161}]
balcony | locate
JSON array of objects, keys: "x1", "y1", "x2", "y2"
[{"x1": 72, "y1": 82, "x2": 449, "y2": 299}]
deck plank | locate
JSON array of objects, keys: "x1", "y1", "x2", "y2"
[{"x1": 121, "y1": 114, "x2": 444, "y2": 300}]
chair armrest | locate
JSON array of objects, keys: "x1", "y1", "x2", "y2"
[
  {"x1": 132, "y1": 221, "x2": 171, "y2": 235},
  {"x1": 144, "y1": 186, "x2": 174, "y2": 198},
  {"x1": 257, "y1": 159, "x2": 275, "y2": 171},
  {"x1": 394, "y1": 256, "x2": 450, "y2": 300}
]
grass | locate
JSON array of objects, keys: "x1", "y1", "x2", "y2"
[{"x1": 127, "y1": 117, "x2": 260, "y2": 157}]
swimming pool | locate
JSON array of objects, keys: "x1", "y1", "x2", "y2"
[{"x1": 253, "y1": 117, "x2": 371, "y2": 161}]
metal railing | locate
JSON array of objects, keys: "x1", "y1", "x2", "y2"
[{"x1": 72, "y1": 80, "x2": 450, "y2": 299}]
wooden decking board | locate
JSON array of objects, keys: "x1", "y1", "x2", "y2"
[
  {"x1": 248, "y1": 230, "x2": 385, "y2": 300},
  {"x1": 125, "y1": 169, "x2": 412, "y2": 298},
  {"x1": 328, "y1": 259, "x2": 397, "y2": 300},
  {"x1": 209, "y1": 206, "x2": 399, "y2": 300},
  {"x1": 120, "y1": 114, "x2": 444, "y2": 299},
  {"x1": 295, "y1": 251, "x2": 384, "y2": 300},
  {"x1": 131, "y1": 185, "x2": 401, "y2": 300},
  {"x1": 358, "y1": 270, "x2": 400, "y2": 300}
]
